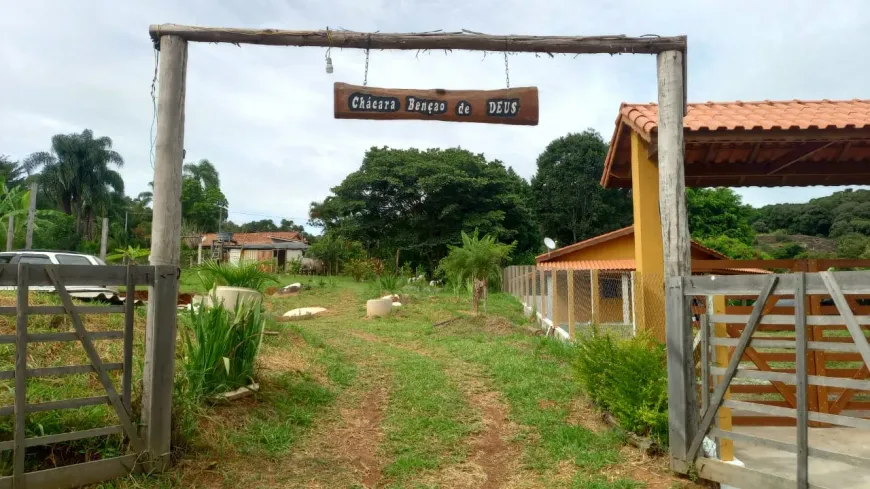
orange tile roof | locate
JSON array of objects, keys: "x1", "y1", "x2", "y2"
[
  {"x1": 537, "y1": 259, "x2": 635, "y2": 271},
  {"x1": 202, "y1": 231, "x2": 305, "y2": 246},
  {"x1": 535, "y1": 226, "x2": 728, "y2": 263},
  {"x1": 620, "y1": 99, "x2": 870, "y2": 140}
]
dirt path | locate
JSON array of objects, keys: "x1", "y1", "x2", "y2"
[{"x1": 340, "y1": 385, "x2": 388, "y2": 487}]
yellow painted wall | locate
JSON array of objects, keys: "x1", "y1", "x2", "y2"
[{"x1": 557, "y1": 234, "x2": 636, "y2": 262}]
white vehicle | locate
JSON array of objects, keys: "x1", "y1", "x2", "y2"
[{"x1": 0, "y1": 250, "x2": 119, "y2": 300}]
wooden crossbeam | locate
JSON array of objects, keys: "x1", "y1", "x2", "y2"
[{"x1": 148, "y1": 25, "x2": 687, "y2": 54}]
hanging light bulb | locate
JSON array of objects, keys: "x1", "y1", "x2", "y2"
[{"x1": 325, "y1": 55, "x2": 333, "y2": 74}]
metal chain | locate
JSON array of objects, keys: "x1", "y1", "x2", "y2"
[
  {"x1": 363, "y1": 47, "x2": 370, "y2": 86},
  {"x1": 504, "y1": 51, "x2": 510, "y2": 89},
  {"x1": 364, "y1": 34, "x2": 371, "y2": 86}
]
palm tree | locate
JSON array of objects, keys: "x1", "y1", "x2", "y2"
[
  {"x1": 0, "y1": 179, "x2": 62, "y2": 248},
  {"x1": 183, "y1": 159, "x2": 220, "y2": 189},
  {"x1": 137, "y1": 182, "x2": 154, "y2": 206},
  {"x1": 0, "y1": 156, "x2": 25, "y2": 188},
  {"x1": 438, "y1": 230, "x2": 516, "y2": 313},
  {"x1": 22, "y1": 129, "x2": 124, "y2": 238}
]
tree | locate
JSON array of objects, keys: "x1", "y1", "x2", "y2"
[
  {"x1": 180, "y1": 160, "x2": 228, "y2": 232},
  {"x1": 0, "y1": 156, "x2": 25, "y2": 188},
  {"x1": 238, "y1": 219, "x2": 279, "y2": 233},
  {"x1": 0, "y1": 179, "x2": 65, "y2": 249},
  {"x1": 183, "y1": 159, "x2": 220, "y2": 189},
  {"x1": 310, "y1": 146, "x2": 538, "y2": 273},
  {"x1": 686, "y1": 188, "x2": 755, "y2": 245},
  {"x1": 306, "y1": 232, "x2": 363, "y2": 275},
  {"x1": 530, "y1": 130, "x2": 632, "y2": 246},
  {"x1": 698, "y1": 236, "x2": 769, "y2": 260},
  {"x1": 837, "y1": 233, "x2": 870, "y2": 259},
  {"x1": 437, "y1": 229, "x2": 515, "y2": 313},
  {"x1": 22, "y1": 129, "x2": 124, "y2": 238}
]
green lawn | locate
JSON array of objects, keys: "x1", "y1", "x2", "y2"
[{"x1": 1, "y1": 273, "x2": 693, "y2": 489}]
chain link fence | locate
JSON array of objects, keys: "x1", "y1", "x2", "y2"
[{"x1": 502, "y1": 265, "x2": 667, "y2": 341}]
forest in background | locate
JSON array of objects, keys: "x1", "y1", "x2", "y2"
[{"x1": 4, "y1": 128, "x2": 867, "y2": 270}]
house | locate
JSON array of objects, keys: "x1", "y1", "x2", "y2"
[
  {"x1": 533, "y1": 225, "x2": 762, "y2": 336},
  {"x1": 202, "y1": 231, "x2": 308, "y2": 270}
]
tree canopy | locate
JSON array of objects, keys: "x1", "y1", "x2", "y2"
[
  {"x1": 309, "y1": 146, "x2": 538, "y2": 272},
  {"x1": 530, "y1": 130, "x2": 632, "y2": 248}
]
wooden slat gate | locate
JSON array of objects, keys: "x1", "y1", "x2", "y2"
[
  {"x1": 672, "y1": 271, "x2": 870, "y2": 489},
  {"x1": 0, "y1": 264, "x2": 158, "y2": 489}
]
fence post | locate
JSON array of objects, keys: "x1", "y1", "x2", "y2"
[
  {"x1": 795, "y1": 272, "x2": 809, "y2": 488},
  {"x1": 621, "y1": 273, "x2": 631, "y2": 325},
  {"x1": 552, "y1": 270, "x2": 560, "y2": 327},
  {"x1": 590, "y1": 269, "x2": 600, "y2": 324},
  {"x1": 143, "y1": 32, "x2": 188, "y2": 471},
  {"x1": 567, "y1": 269, "x2": 575, "y2": 339},
  {"x1": 665, "y1": 276, "x2": 696, "y2": 470},
  {"x1": 539, "y1": 269, "x2": 546, "y2": 322}
]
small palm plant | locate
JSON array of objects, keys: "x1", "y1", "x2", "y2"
[
  {"x1": 106, "y1": 246, "x2": 150, "y2": 264},
  {"x1": 437, "y1": 229, "x2": 515, "y2": 313}
]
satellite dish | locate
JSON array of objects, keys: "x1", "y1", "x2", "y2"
[{"x1": 544, "y1": 237, "x2": 556, "y2": 250}]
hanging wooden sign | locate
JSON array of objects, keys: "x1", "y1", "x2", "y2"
[{"x1": 334, "y1": 83, "x2": 539, "y2": 125}]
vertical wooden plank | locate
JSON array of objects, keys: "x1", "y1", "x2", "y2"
[
  {"x1": 567, "y1": 269, "x2": 575, "y2": 339},
  {"x1": 142, "y1": 265, "x2": 180, "y2": 470},
  {"x1": 621, "y1": 273, "x2": 631, "y2": 325},
  {"x1": 14, "y1": 263, "x2": 28, "y2": 487},
  {"x1": 25, "y1": 182, "x2": 37, "y2": 250},
  {"x1": 795, "y1": 272, "x2": 809, "y2": 489},
  {"x1": 522, "y1": 267, "x2": 527, "y2": 307},
  {"x1": 807, "y1": 260, "x2": 826, "y2": 419},
  {"x1": 123, "y1": 265, "x2": 135, "y2": 414},
  {"x1": 144, "y1": 33, "x2": 188, "y2": 472},
  {"x1": 539, "y1": 269, "x2": 546, "y2": 321},
  {"x1": 6, "y1": 215, "x2": 13, "y2": 251},
  {"x1": 700, "y1": 314, "x2": 710, "y2": 413},
  {"x1": 197, "y1": 241, "x2": 203, "y2": 265},
  {"x1": 665, "y1": 276, "x2": 692, "y2": 467}
]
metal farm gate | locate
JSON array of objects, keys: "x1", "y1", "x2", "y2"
[
  {"x1": 676, "y1": 271, "x2": 870, "y2": 489},
  {"x1": 0, "y1": 264, "x2": 169, "y2": 489}
]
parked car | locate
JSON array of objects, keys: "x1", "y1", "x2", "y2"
[{"x1": 0, "y1": 250, "x2": 119, "y2": 300}]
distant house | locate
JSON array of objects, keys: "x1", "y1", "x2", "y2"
[{"x1": 202, "y1": 231, "x2": 309, "y2": 270}]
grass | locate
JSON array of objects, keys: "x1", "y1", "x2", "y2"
[{"x1": 0, "y1": 273, "x2": 690, "y2": 489}]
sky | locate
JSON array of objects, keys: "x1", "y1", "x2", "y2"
[{"x1": 1, "y1": 0, "x2": 869, "y2": 233}]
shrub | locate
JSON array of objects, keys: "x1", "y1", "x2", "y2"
[
  {"x1": 196, "y1": 260, "x2": 278, "y2": 292},
  {"x1": 574, "y1": 330, "x2": 669, "y2": 445},
  {"x1": 179, "y1": 299, "x2": 266, "y2": 398},
  {"x1": 345, "y1": 258, "x2": 373, "y2": 282},
  {"x1": 378, "y1": 273, "x2": 401, "y2": 295}
]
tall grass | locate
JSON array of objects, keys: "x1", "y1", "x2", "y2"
[
  {"x1": 179, "y1": 300, "x2": 266, "y2": 398},
  {"x1": 196, "y1": 260, "x2": 278, "y2": 292}
]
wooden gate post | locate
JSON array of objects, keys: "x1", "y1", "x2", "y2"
[
  {"x1": 658, "y1": 49, "x2": 697, "y2": 471},
  {"x1": 143, "y1": 33, "x2": 188, "y2": 471}
]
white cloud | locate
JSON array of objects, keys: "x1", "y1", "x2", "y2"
[{"x1": 1, "y1": 0, "x2": 868, "y2": 230}]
